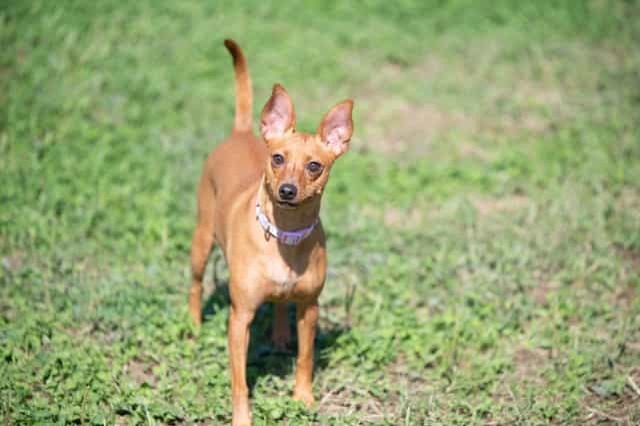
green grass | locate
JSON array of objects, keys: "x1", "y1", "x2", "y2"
[{"x1": 2, "y1": 0, "x2": 640, "y2": 424}]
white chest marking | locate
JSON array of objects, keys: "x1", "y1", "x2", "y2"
[{"x1": 265, "y1": 260, "x2": 299, "y2": 289}]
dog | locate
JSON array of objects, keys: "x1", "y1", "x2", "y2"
[{"x1": 188, "y1": 39, "x2": 354, "y2": 426}]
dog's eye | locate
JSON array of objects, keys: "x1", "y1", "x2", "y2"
[
  {"x1": 272, "y1": 154, "x2": 285, "y2": 166},
  {"x1": 306, "y1": 161, "x2": 323, "y2": 173}
]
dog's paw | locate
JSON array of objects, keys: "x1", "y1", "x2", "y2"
[
  {"x1": 231, "y1": 400, "x2": 252, "y2": 426},
  {"x1": 293, "y1": 387, "x2": 315, "y2": 407},
  {"x1": 231, "y1": 417, "x2": 251, "y2": 426}
]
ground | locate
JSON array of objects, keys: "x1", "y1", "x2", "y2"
[{"x1": 1, "y1": 1, "x2": 640, "y2": 424}]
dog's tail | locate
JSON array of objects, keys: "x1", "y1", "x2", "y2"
[{"x1": 224, "y1": 39, "x2": 252, "y2": 133}]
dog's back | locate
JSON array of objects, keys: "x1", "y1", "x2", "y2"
[
  {"x1": 196, "y1": 39, "x2": 265, "y2": 239},
  {"x1": 204, "y1": 132, "x2": 265, "y2": 218}
]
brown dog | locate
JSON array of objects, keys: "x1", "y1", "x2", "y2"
[{"x1": 188, "y1": 39, "x2": 354, "y2": 426}]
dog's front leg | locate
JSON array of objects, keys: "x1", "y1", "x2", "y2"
[
  {"x1": 228, "y1": 305, "x2": 255, "y2": 426},
  {"x1": 293, "y1": 300, "x2": 318, "y2": 406}
]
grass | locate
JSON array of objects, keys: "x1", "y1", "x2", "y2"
[{"x1": 2, "y1": 0, "x2": 640, "y2": 424}]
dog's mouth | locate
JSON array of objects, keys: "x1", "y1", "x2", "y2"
[{"x1": 277, "y1": 200, "x2": 299, "y2": 209}]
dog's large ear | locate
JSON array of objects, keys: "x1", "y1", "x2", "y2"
[
  {"x1": 317, "y1": 100, "x2": 354, "y2": 157},
  {"x1": 260, "y1": 84, "x2": 296, "y2": 141}
]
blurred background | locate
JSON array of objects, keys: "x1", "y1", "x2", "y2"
[{"x1": 1, "y1": 1, "x2": 639, "y2": 424}]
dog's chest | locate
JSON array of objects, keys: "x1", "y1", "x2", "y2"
[{"x1": 265, "y1": 259, "x2": 299, "y2": 291}]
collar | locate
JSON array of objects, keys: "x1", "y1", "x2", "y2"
[{"x1": 255, "y1": 178, "x2": 319, "y2": 246}]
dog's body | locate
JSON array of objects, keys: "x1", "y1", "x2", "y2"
[{"x1": 188, "y1": 40, "x2": 353, "y2": 425}]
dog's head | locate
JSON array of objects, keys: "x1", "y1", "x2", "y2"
[{"x1": 260, "y1": 84, "x2": 354, "y2": 209}]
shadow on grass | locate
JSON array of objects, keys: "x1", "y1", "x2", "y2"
[{"x1": 201, "y1": 253, "x2": 350, "y2": 393}]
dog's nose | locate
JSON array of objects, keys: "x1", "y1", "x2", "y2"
[{"x1": 278, "y1": 184, "x2": 297, "y2": 200}]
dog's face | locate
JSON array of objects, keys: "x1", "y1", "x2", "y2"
[{"x1": 260, "y1": 85, "x2": 353, "y2": 209}]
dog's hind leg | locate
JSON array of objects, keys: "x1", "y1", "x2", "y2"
[
  {"x1": 189, "y1": 175, "x2": 216, "y2": 326},
  {"x1": 272, "y1": 302, "x2": 291, "y2": 351}
]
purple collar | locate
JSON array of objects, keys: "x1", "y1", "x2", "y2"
[{"x1": 255, "y1": 184, "x2": 319, "y2": 246}]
